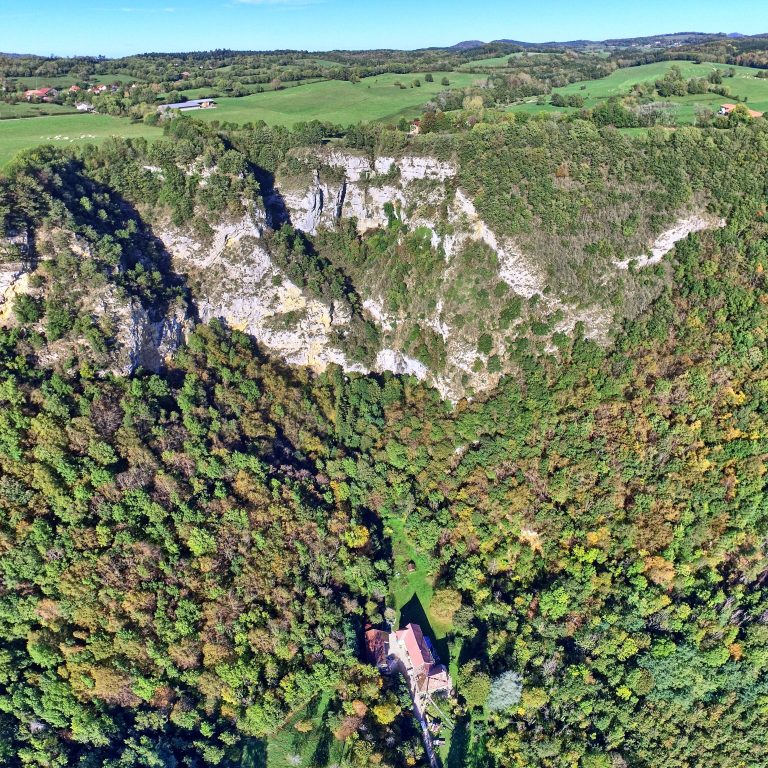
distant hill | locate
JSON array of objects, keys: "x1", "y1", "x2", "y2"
[
  {"x1": 487, "y1": 31, "x2": 759, "y2": 51},
  {"x1": 450, "y1": 40, "x2": 486, "y2": 50}
]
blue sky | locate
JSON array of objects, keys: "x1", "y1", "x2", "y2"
[{"x1": 2, "y1": 0, "x2": 767, "y2": 57}]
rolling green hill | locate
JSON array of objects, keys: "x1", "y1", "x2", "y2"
[
  {"x1": 508, "y1": 60, "x2": 768, "y2": 123},
  {"x1": 188, "y1": 71, "x2": 482, "y2": 127}
]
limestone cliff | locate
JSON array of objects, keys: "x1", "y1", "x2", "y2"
[{"x1": 0, "y1": 149, "x2": 727, "y2": 401}]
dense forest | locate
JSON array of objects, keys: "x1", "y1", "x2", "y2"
[{"x1": 1, "y1": 34, "x2": 768, "y2": 768}]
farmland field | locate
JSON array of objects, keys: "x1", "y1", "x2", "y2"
[
  {"x1": 0, "y1": 71, "x2": 483, "y2": 165},
  {"x1": 508, "y1": 60, "x2": 768, "y2": 122},
  {"x1": 0, "y1": 102, "x2": 79, "y2": 120},
  {"x1": 0, "y1": 113, "x2": 162, "y2": 167},
  {"x1": 15, "y1": 72, "x2": 138, "y2": 89},
  {"x1": 188, "y1": 71, "x2": 483, "y2": 126},
  {"x1": 459, "y1": 55, "x2": 514, "y2": 68}
]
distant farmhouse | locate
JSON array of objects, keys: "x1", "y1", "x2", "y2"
[
  {"x1": 719, "y1": 103, "x2": 764, "y2": 119},
  {"x1": 24, "y1": 87, "x2": 57, "y2": 102},
  {"x1": 158, "y1": 98, "x2": 217, "y2": 113}
]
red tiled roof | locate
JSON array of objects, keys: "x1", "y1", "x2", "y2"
[
  {"x1": 721, "y1": 103, "x2": 764, "y2": 118},
  {"x1": 398, "y1": 623, "x2": 434, "y2": 669}
]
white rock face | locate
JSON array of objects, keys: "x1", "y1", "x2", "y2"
[
  {"x1": 615, "y1": 214, "x2": 726, "y2": 269},
  {"x1": 448, "y1": 190, "x2": 547, "y2": 299},
  {"x1": 398, "y1": 155, "x2": 456, "y2": 182},
  {"x1": 0, "y1": 266, "x2": 30, "y2": 327},
  {"x1": 107, "y1": 296, "x2": 189, "y2": 375},
  {"x1": 374, "y1": 156, "x2": 396, "y2": 175},
  {"x1": 375, "y1": 349, "x2": 429, "y2": 380},
  {"x1": 159, "y1": 216, "x2": 367, "y2": 374},
  {"x1": 278, "y1": 150, "x2": 458, "y2": 236},
  {"x1": 363, "y1": 298, "x2": 395, "y2": 331}
]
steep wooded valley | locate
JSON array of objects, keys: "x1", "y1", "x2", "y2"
[{"x1": 1, "y1": 32, "x2": 768, "y2": 768}]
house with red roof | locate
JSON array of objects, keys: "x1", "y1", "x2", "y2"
[
  {"x1": 24, "y1": 87, "x2": 57, "y2": 101},
  {"x1": 719, "y1": 103, "x2": 764, "y2": 119}
]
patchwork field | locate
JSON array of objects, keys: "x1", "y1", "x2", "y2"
[
  {"x1": 508, "y1": 60, "x2": 768, "y2": 122},
  {"x1": 0, "y1": 114, "x2": 161, "y2": 167}
]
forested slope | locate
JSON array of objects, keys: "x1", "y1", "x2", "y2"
[{"x1": 0, "y1": 110, "x2": 766, "y2": 767}]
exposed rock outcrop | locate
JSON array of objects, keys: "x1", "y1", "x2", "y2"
[
  {"x1": 614, "y1": 214, "x2": 726, "y2": 269},
  {"x1": 276, "y1": 149, "x2": 457, "y2": 234},
  {"x1": 158, "y1": 216, "x2": 367, "y2": 374}
]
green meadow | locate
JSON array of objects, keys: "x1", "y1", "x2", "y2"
[
  {"x1": 459, "y1": 55, "x2": 514, "y2": 68},
  {"x1": 189, "y1": 71, "x2": 483, "y2": 127},
  {"x1": 15, "y1": 72, "x2": 137, "y2": 89},
  {"x1": 0, "y1": 71, "x2": 483, "y2": 166},
  {"x1": 0, "y1": 114, "x2": 162, "y2": 168},
  {"x1": 508, "y1": 60, "x2": 768, "y2": 122},
  {"x1": 0, "y1": 102, "x2": 79, "y2": 120}
]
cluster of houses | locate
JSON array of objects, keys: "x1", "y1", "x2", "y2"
[{"x1": 23, "y1": 83, "x2": 118, "y2": 102}]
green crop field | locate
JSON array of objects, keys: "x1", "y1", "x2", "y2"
[
  {"x1": 188, "y1": 71, "x2": 483, "y2": 127},
  {"x1": 508, "y1": 60, "x2": 768, "y2": 123},
  {"x1": 0, "y1": 114, "x2": 162, "y2": 168}
]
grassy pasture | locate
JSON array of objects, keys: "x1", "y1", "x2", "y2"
[
  {"x1": 0, "y1": 102, "x2": 79, "y2": 120},
  {"x1": 508, "y1": 60, "x2": 768, "y2": 123},
  {"x1": 188, "y1": 71, "x2": 482, "y2": 127},
  {"x1": 0, "y1": 70, "x2": 480, "y2": 164},
  {"x1": 0, "y1": 113, "x2": 161, "y2": 168},
  {"x1": 460, "y1": 55, "x2": 513, "y2": 68}
]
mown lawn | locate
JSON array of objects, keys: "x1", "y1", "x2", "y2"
[
  {"x1": 0, "y1": 113, "x2": 162, "y2": 168},
  {"x1": 189, "y1": 71, "x2": 483, "y2": 127}
]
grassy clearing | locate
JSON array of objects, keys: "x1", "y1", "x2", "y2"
[
  {"x1": 0, "y1": 102, "x2": 79, "y2": 120},
  {"x1": 189, "y1": 71, "x2": 482, "y2": 127},
  {"x1": 15, "y1": 73, "x2": 136, "y2": 89},
  {"x1": 508, "y1": 60, "x2": 768, "y2": 123},
  {"x1": 0, "y1": 114, "x2": 162, "y2": 168},
  {"x1": 386, "y1": 515, "x2": 454, "y2": 638},
  {"x1": 460, "y1": 55, "x2": 513, "y2": 69},
  {"x1": 265, "y1": 693, "x2": 343, "y2": 768}
]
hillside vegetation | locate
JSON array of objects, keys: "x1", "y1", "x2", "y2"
[{"x1": 1, "y1": 32, "x2": 768, "y2": 768}]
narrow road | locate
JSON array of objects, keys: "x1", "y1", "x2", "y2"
[{"x1": 414, "y1": 705, "x2": 440, "y2": 768}]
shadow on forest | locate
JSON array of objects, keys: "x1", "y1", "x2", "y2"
[
  {"x1": 446, "y1": 717, "x2": 470, "y2": 768},
  {"x1": 240, "y1": 738, "x2": 267, "y2": 768},
  {"x1": 399, "y1": 593, "x2": 450, "y2": 666}
]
